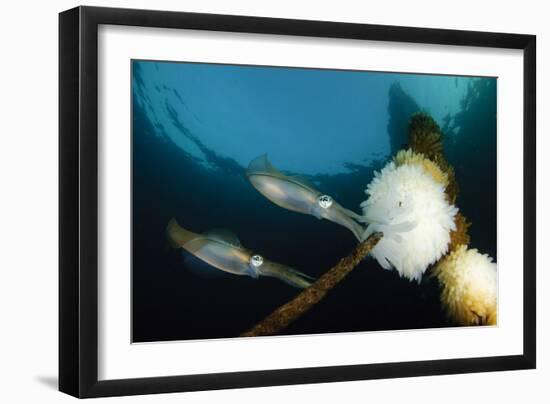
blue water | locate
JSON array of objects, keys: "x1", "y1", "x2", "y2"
[{"x1": 131, "y1": 60, "x2": 496, "y2": 342}]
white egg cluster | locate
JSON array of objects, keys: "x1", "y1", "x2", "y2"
[
  {"x1": 434, "y1": 245, "x2": 497, "y2": 325},
  {"x1": 361, "y1": 161, "x2": 458, "y2": 283}
]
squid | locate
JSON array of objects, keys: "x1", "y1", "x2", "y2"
[
  {"x1": 166, "y1": 218, "x2": 315, "y2": 289},
  {"x1": 246, "y1": 154, "x2": 364, "y2": 240}
]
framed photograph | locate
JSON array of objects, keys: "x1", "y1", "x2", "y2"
[{"x1": 59, "y1": 6, "x2": 536, "y2": 398}]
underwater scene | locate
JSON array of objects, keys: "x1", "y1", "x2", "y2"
[{"x1": 132, "y1": 60, "x2": 497, "y2": 343}]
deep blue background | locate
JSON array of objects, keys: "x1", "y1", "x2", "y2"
[{"x1": 131, "y1": 60, "x2": 497, "y2": 342}]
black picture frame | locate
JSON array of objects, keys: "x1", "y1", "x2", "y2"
[{"x1": 59, "y1": 5, "x2": 536, "y2": 398}]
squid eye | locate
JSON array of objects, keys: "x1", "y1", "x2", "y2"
[
  {"x1": 250, "y1": 255, "x2": 264, "y2": 267},
  {"x1": 318, "y1": 195, "x2": 333, "y2": 209}
]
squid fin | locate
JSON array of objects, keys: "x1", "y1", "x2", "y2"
[
  {"x1": 246, "y1": 154, "x2": 288, "y2": 179},
  {"x1": 203, "y1": 228, "x2": 243, "y2": 248},
  {"x1": 248, "y1": 154, "x2": 321, "y2": 194},
  {"x1": 166, "y1": 218, "x2": 200, "y2": 248}
]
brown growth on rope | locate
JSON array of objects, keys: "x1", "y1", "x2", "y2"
[
  {"x1": 408, "y1": 112, "x2": 444, "y2": 160},
  {"x1": 408, "y1": 112, "x2": 459, "y2": 204},
  {"x1": 448, "y1": 213, "x2": 471, "y2": 253},
  {"x1": 241, "y1": 233, "x2": 382, "y2": 337},
  {"x1": 427, "y1": 212, "x2": 472, "y2": 279},
  {"x1": 435, "y1": 156, "x2": 459, "y2": 204}
]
